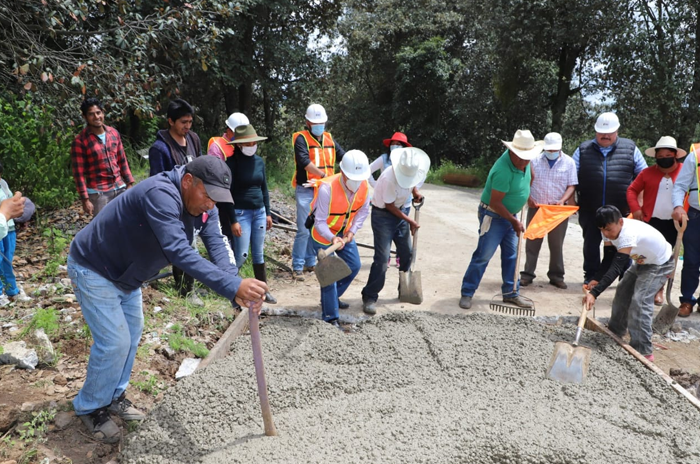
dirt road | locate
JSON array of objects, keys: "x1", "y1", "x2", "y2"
[{"x1": 270, "y1": 182, "x2": 697, "y2": 323}]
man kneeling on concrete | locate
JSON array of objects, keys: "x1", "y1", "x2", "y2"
[
  {"x1": 583, "y1": 205, "x2": 673, "y2": 362},
  {"x1": 361, "y1": 147, "x2": 429, "y2": 314},
  {"x1": 67, "y1": 156, "x2": 267, "y2": 443}
]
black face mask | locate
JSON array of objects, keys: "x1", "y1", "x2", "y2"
[{"x1": 656, "y1": 157, "x2": 676, "y2": 169}]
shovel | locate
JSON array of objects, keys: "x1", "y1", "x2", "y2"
[
  {"x1": 653, "y1": 215, "x2": 688, "y2": 334},
  {"x1": 315, "y1": 238, "x2": 351, "y2": 287},
  {"x1": 399, "y1": 198, "x2": 424, "y2": 304},
  {"x1": 546, "y1": 301, "x2": 592, "y2": 384}
]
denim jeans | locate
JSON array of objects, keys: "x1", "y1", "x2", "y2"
[
  {"x1": 680, "y1": 207, "x2": 700, "y2": 306},
  {"x1": 0, "y1": 230, "x2": 18, "y2": 296},
  {"x1": 361, "y1": 207, "x2": 412, "y2": 303},
  {"x1": 461, "y1": 206, "x2": 519, "y2": 298},
  {"x1": 609, "y1": 259, "x2": 674, "y2": 356},
  {"x1": 292, "y1": 186, "x2": 317, "y2": 271},
  {"x1": 311, "y1": 239, "x2": 361, "y2": 321},
  {"x1": 68, "y1": 256, "x2": 143, "y2": 415},
  {"x1": 232, "y1": 207, "x2": 267, "y2": 267}
]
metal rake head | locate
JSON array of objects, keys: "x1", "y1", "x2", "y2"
[{"x1": 489, "y1": 296, "x2": 536, "y2": 316}]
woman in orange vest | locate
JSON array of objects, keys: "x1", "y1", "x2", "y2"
[{"x1": 310, "y1": 150, "x2": 371, "y2": 330}]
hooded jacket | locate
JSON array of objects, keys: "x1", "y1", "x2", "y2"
[{"x1": 149, "y1": 129, "x2": 201, "y2": 176}]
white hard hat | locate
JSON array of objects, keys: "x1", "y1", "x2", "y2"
[
  {"x1": 339, "y1": 150, "x2": 370, "y2": 181},
  {"x1": 305, "y1": 104, "x2": 328, "y2": 124},
  {"x1": 594, "y1": 112, "x2": 620, "y2": 134},
  {"x1": 226, "y1": 112, "x2": 249, "y2": 131},
  {"x1": 543, "y1": 132, "x2": 562, "y2": 151}
]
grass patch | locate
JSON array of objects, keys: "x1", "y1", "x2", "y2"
[
  {"x1": 130, "y1": 371, "x2": 164, "y2": 396},
  {"x1": 20, "y1": 307, "x2": 60, "y2": 338},
  {"x1": 425, "y1": 160, "x2": 485, "y2": 186},
  {"x1": 166, "y1": 323, "x2": 209, "y2": 358}
]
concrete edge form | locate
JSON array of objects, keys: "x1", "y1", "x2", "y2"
[
  {"x1": 585, "y1": 316, "x2": 700, "y2": 411},
  {"x1": 196, "y1": 307, "x2": 250, "y2": 371}
]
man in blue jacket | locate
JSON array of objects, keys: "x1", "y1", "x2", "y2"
[{"x1": 67, "y1": 156, "x2": 267, "y2": 444}]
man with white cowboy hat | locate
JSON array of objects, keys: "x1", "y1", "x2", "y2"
[
  {"x1": 459, "y1": 129, "x2": 542, "y2": 310},
  {"x1": 290, "y1": 103, "x2": 347, "y2": 281},
  {"x1": 309, "y1": 150, "x2": 371, "y2": 329},
  {"x1": 520, "y1": 132, "x2": 578, "y2": 289},
  {"x1": 361, "y1": 147, "x2": 430, "y2": 315},
  {"x1": 572, "y1": 112, "x2": 647, "y2": 284},
  {"x1": 626, "y1": 136, "x2": 685, "y2": 307}
]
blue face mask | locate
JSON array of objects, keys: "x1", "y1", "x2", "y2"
[
  {"x1": 544, "y1": 150, "x2": 560, "y2": 160},
  {"x1": 310, "y1": 124, "x2": 325, "y2": 136}
]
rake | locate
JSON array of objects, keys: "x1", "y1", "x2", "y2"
[{"x1": 489, "y1": 209, "x2": 536, "y2": 316}]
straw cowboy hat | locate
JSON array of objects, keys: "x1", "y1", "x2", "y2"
[
  {"x1": 390, "y1": 147, "x2": 431, "y2": 189},
  {"x1": 226, "y1": 124, "x2": 268, "y2": 144},
  {"x1": 644, "y1": 136, "x2": 687, "y2": 158},
  {"x1": 383, "y1": 132, "x2": 412, "y2": 148},
  {"x1": 502, "y1": 130, "x2": 544, "y2": 160}
]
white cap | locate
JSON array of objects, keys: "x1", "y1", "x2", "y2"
[
  {"x1": 305, "y1": 104, "x2": 328, "y2": 124},
  {"x1": 543, "y1": 132, "x2": 562, "y2": 151},
  {"x1": 594, "y1": 112, "x2": 620, "y2": 134},
  {"x1": 339, "y1": 150, "x2": 370, "y2": 181},
  {"x1": 226, "y1": 112, "x2": 249, "y2": 131},
  {"x1": 390, "y1": 147, "x2": 431, "y2": 189}
]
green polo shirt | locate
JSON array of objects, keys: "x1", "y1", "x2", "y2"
[{"x1": 480, "y1": 150, "x2": 531, "y2": 214}]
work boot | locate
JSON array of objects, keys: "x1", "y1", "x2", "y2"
[
  {"x1": 80, "y1": 407, "x2": 120, "y2": 444},
  {"x1": 253, "y1": 263, "x2": 277, "y2": 304},
  {"x1": 502, "y1": 295, "x2": 534, "y2": 309},
  {"x1": 292, "y1": 270, "x2": 305, "y2": 282},
  {"x1": 328, "y1": 319, "x2": 344, "y2": 332},
  {"x1": 185, "y1": 292, "x2": 205, "y2": 307},
  {"x1": 362, "y1": 300, "x2": 377, "y2": 315},
  {"x1": 520, "y1": 277, "x2": 533, "y2": 287},
  {"x1": 173, "y1": 266, "x2": 194, "y2": 297},
  {"x1": 678, "y1": 302, "x2": 693, "y2": 317},
  {"x1": 303, "y1": 265, "x2": 316, "y2": 273},
  {"x1": 338, "y1": 300, "x2": 350, "y2": 309},
  {"x1": 108, "y1": 393, "x2": 146, "y2": 421},
  {"x1": 549, "y1": 281, "x2": 567, "y2": 290},
  {"x1": 459, "y1": 296, "x2": 472, "y2": 309}
]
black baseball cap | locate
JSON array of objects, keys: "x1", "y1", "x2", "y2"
[{"x1": 185, "y1": 156, "x2": 234, "y2": 203}]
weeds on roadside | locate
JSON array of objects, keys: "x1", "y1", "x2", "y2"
[
  {"x1": 41, "y1": 227, "x2": 69, "y2": 278},
  {"x1": 20, "y1": 307, "x2": 59, "y2": 338},
  {"x1": 19, "y1": 407, "x2": 56, "y2": 442},
  {"x1": 425, "y1": 160, "x2": 486, "y2": 186},
  {"x1": 130, "y1": 371, "x2": 163, "y2": 396},
  {"x1": 166, "y1": 323, "x2": 209, "y2": 358}
]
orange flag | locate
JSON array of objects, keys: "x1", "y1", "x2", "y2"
[{"x1": 523, "y1": 205, "x2": 579, "y2": 240}]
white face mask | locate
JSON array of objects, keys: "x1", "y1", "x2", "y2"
[
  {"x1": 241, "y1": 145, "x2": 257, "y2": 157},
  {"x1": 544, "y1": 150, "x2": 560, "y2": 160},
  {"x1": 345, "y1": 179, "x2": 363, "y2": 192},
  {"x1": 390, "y1": 145, "x2": 403, "y2": 152}
]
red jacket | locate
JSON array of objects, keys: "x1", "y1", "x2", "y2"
[{"x1": 626, "y1": 163, "x2": 682, "y2": 222}]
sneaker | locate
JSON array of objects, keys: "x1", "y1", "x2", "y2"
[
  {"x1": 502, "y1": 295, "x2": 534, "y2": 309},
  {"x1": 395, "y1": 257, "x2": 400, "y2": 268},
  {"x1": 108, "y1": 393, "x2": 146, "y2": 421},
  {"x1": 303, "y1": 266, "x2": 316, "y2": 273},
  {"x1": 338, "y1": 300, "x2": 350, "y2": 310},
  {"x1": 362, "y1": 300, "x2": 377, "y2": 315},
  {"x1": 520, "y1": 278, "x2": 533, "y2": 287},
  {"x1": 644, "y1": 354, "x2": 655, "y2": 362},
  {"x1": 459, "y1": 296, "x2": 472, "y2": 309},
  {"x1": 186, "y1": 292, "x2": 205, "y2": 307},
  {"x1": 80, "y1": 408, "x2": 121, "y2": 444},
  {"x1": 0, "y1": 295, "x2": 10, "y2": 307},
  {"x1": 292, "y1": 270, "x2": 305, "y2": 282},
  {"x1": 549, "y1": 281, "x2": 567, "y2": 290}
]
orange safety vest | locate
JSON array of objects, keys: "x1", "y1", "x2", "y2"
[
  {"x1": 310, "y1": 174, "x2": 368, "y2": 246},
  {"x1": 207, "y1": 136, "x2": 235, "y2": 159},
  {"x1": 291, "y1": 130, "x2": 336, "y2": 187}
]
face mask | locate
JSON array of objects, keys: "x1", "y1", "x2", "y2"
[
  {"x1": 345, "y1": 179, "x2": 363, "y2": 192},
  {"x1": 656, "y1": 157, "x2": 675, "y2": 169},
  {"x1": 390, "y1": 145, "x2": 403, "y2": 152},
  {"x1": 241, "y1": 145, "x2": 257, "y2": 157},
  {"x1": 544, "y1": 150, "x2": 560, "y2": 160},
  {"x1": 310, "y1": 124, "x2": 325, "y2": 136}
]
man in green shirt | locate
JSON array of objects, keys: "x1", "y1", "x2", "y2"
[{"x1": 459, "y1": 130, "x2": 543, "y2": 309}]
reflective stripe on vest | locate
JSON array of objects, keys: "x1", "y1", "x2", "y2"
[
  {"x1": 309, "y1": 174, "x2": 368, "y2": 246},
  {"x1": 207, "y1": 136, "x2": 235, "y2": 159},
  {"x1": 290, "y1": 130, "x2": 336, "y2": 187}
]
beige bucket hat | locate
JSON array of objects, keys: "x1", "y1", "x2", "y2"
[{"x1": 502, "y1": 130, "x2": 544, "y2": 160}]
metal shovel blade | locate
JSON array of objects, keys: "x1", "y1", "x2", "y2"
[
  {"x1": 546, "y1": 341, "x2": 591, "y2": 384},
  {"x1": 653, "y1": 301, "x2": 680, "y2": 335},
  {"x1": 399, "y1": 270, "x2": 423, "y2": 304},
  {"x1": 315, "y1": 253, "x2": 351, "y2": 288}
]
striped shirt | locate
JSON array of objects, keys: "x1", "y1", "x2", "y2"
[{"x1": 529, "y1": 152, "x2": 578, "y2": 205}]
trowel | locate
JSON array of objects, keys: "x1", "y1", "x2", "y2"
[
  {"x1": 546, "y1": 302, "x2": 592, "y2": 384},
  {"x1": 315, "y1": 238, "x2": 351, "y2": 287}
]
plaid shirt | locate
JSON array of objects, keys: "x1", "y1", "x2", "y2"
[
  {"x1": 529, "y1": 152, "x2": 578, "y2": 205},
  {"x1": 71, "y1": 125, "x2": 134, "y2": 199}
]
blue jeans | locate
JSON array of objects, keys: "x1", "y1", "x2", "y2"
[
  {"x1": 311, "y1": 239, "x2": 361, "y2": 321},
  {"x1": 232, "y1": 207, "x2": 267, "y2": 266},
  {"x1": 0, "y1": 230, "x2": 18, "y2": 296},
  {"x1": 361, "y1": 207, "x2": 412, "y2": 303},
  {"x1": 292, "y1": 186, "x2": 317, "y2": 271},
  {"x1": 680, "y1": 207, "x2": 700, "y2": 306},
  {"x1": 461, "y1": 206, "x2": 519, "y2": 298},
  {"x1": 68, "y1": 256, "x2": 143, "y2": 415}
]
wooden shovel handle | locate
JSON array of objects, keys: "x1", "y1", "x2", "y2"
[
  {"x1": 512, "y1": 209, "x2": 525, "y2": 293},
  {"x1": 578, "y1": 300, "x2": 588, "y2": 329},
  {"x1": 318, "y1": 238, "x2": 347, "y2": 259},
  {"x1": 249, "y1": 310, "x2": 278, "y2": 436}
]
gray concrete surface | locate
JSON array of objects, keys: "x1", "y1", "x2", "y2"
[{"x1": 122, "y1": 313, "x2": 700, "y2": 463}]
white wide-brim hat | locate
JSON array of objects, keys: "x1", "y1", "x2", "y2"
[
  {"x1": 502, "y1": 130, "x2": 544, "y2": 160},
  {"x1": 644, "y1": 136, "x2": 687, "y2": 158},
  {"x1": 390, "y1": 147, "x2": 431, "y2": 189}
]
